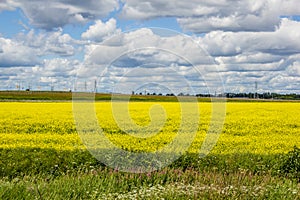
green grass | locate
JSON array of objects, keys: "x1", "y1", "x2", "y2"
[
  {"x1": 0, "y1": 147, "x2": 300, "y2": 199},
  {"x1": 2, "y1": 90, "x2": 299, "y2": 102},
  {"x1": 1, "y1": 170, "x2": 299, "y2": 200},
  {"x1": 0, "y1": 148, "x2": 299, "y2": 199},
  {"x1": 0, "y1": 91, "x2": 207, "y2": 102}
]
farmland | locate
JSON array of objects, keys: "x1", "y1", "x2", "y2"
[{"x1": 0, "y1": 101, "x2": 300, "y2": 199}]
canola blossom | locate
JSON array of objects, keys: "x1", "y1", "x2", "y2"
[{"x1": 0, "y1": 102, "x2": 299, "y2": 155}]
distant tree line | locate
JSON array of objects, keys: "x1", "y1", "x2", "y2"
[
  {"x1": 219, "y1": 92, "x2": 300, "y2": 100},
  {"x1": 133, "y1": 91, "x2": 300, "y2": 100}
]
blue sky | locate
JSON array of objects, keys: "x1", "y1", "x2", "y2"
[
  {"x1": 0, "y1": 0, "x2": 300, "y2": 94},
  {"x1": 0, "y1": 9, "x2": 26, "y2": 37}
]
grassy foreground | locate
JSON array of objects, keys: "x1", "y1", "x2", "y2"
[
  {"x1": 0, "y1": 102, "x2": 300, "y2": 199},
  {"x1": 0, "y1": 149, "x2": 299, "y2": 199}
]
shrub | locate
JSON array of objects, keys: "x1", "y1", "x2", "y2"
[{"x1": 280, "y1": 146, "x2": 300, "y2": 180}]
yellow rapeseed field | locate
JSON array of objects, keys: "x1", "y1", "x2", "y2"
[{"x1": 0, "y1": 102, "x2": 299, "y2": 155}]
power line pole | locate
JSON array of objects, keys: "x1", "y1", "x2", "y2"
[
  {"x1": 51, "y1": 81, "x2": 54, "y2": 92},
  {"x1": 255, "y1": 81, "x2": 258, "y2": 99},
  {"x1": 94, "y1": 80, "x2": 97, "y2": 93}
]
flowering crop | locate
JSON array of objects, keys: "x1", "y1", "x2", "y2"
[{"x1": 0, "y1": 102, "x2": 299, "y2": 155}]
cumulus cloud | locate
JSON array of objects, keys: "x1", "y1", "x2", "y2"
[
  {"x1": 2, "y1": 58, "x2": 80, "y2": 91},
  {"x1": 120, "y1": 0, "x2": 216, "y2": 19},
  {"x1": 0, "y1": 28, "x2": 80, "y2": 68},
  {"x1": 17, "y1": 29, "x2": 77, "y2": 56},
  {"x1": 194, "y1": 17, "x2": 300, "y2": 92},
  {"x1": 0, "y1": 37, "x2": 40, "y2": 67},
  {"x1": 286, "y1": 61, "x2": 300, "y2": 76},
  {"x1": 0, "y1": 0, "x2": 16, "y2": 12},
  {"x1": 41, "y1": 58, "x2": 78, "y2": 77},
  {"x1": 77, "y1": 28, "x2": 223, "y2": 94},
  {"x1": 77, "y1": 20, "x2": 300, "y2": 93},
  {"x1": 177, "y1": 14, "x2": 279, "y2": 33},
  {"x1": 200, "y1": 18, "x2": 300, "y2": 57},
  {"x1": 81, "y1": 18, "x2": 121, "y2": 42},
  {"x1": 85, "y1": 28, "x2": 214, "y2": 67},
  {"x1": 121, "y1": 0, "x2": 300, "y2": 33},
  {"x1": 1, "y1": 0, "x2": 119, "y2": 29}
]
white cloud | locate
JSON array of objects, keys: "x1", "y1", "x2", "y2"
[
  {"x1": 286, "y1": 61, "x2": 300, "y2": 76},
  {"x1": 1, "y1": 20, "x2": 300, "y2": 93},
  {"x1": 0, "y1": 0, "x2": 16, "y2": 12},
  {"x1": 0, "y1": 28, "x2": 80, "y2": 68},
  {"x1": 81, "y1": 18, "x2": 121, "y2": 42},
  {"x1": 216, "y1": 52, "x2": 283, "y2": 65},
  {"x1": 1, "y1": 58, "x2": 80, "y2": 91},
  {"x1": 78, "y1": 28, "x2": 223, "y2": 94},
  {"x1": 0, "y1": 0, "x2": 119, "y2": 29},
  {"x1": 120, "y1": 0, "x2": 229, "y2": 19},
  {"x1": 76, "y1": 22, "x2": 300, "y2": 93},
  {"x1": 42, "y1": 58, "x2": 78, "y2": 76},
  {"x1": 17, "y1": 29, "x2": 77, "y2": 57},
  {"x1": 200, "y1": 18, "x2": 300, "y2": 57},
  {"x1": 0, "y1": 37, "x2": 40, "y2": 67},
  {"x1": 85, "y1": 28, "x2": 214, "y2": 67},
  {"x1": 1, "y1": 0, "x2": 298, "y2": 33},
  {"x1": 121, "y1": 0, "x2": 300, "y2": 33},
  {"x1": 177, "y1": 14, "x2": 279, "y2": 33}
]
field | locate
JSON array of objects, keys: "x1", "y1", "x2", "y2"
[{"x1": 0, "y1": 101, "x2": 300, "y2": 199}]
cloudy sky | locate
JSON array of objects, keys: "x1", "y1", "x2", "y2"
[{"x1": 0, "y1": 0, "x2": 300, "y2": 94}]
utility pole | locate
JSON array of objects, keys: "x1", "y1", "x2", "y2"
[
  {"x1": 51, "y1": 81, "x2": 54, "y2": 92},
  {"x1": 255, "y1": 81, "x2": 258, "y2": 99},
  {"x1": 94, "y1": 80, "x2": 97, "y2": 93},
  {"x1": 28, "y1": 82, "x2": 31, "y2": 91},
  {"x1": 73, "y1": 79, "x2": 77, "y2": 92},
  {"x1": 84, "y1": 81, "x2": 87, "y2": 92}
]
